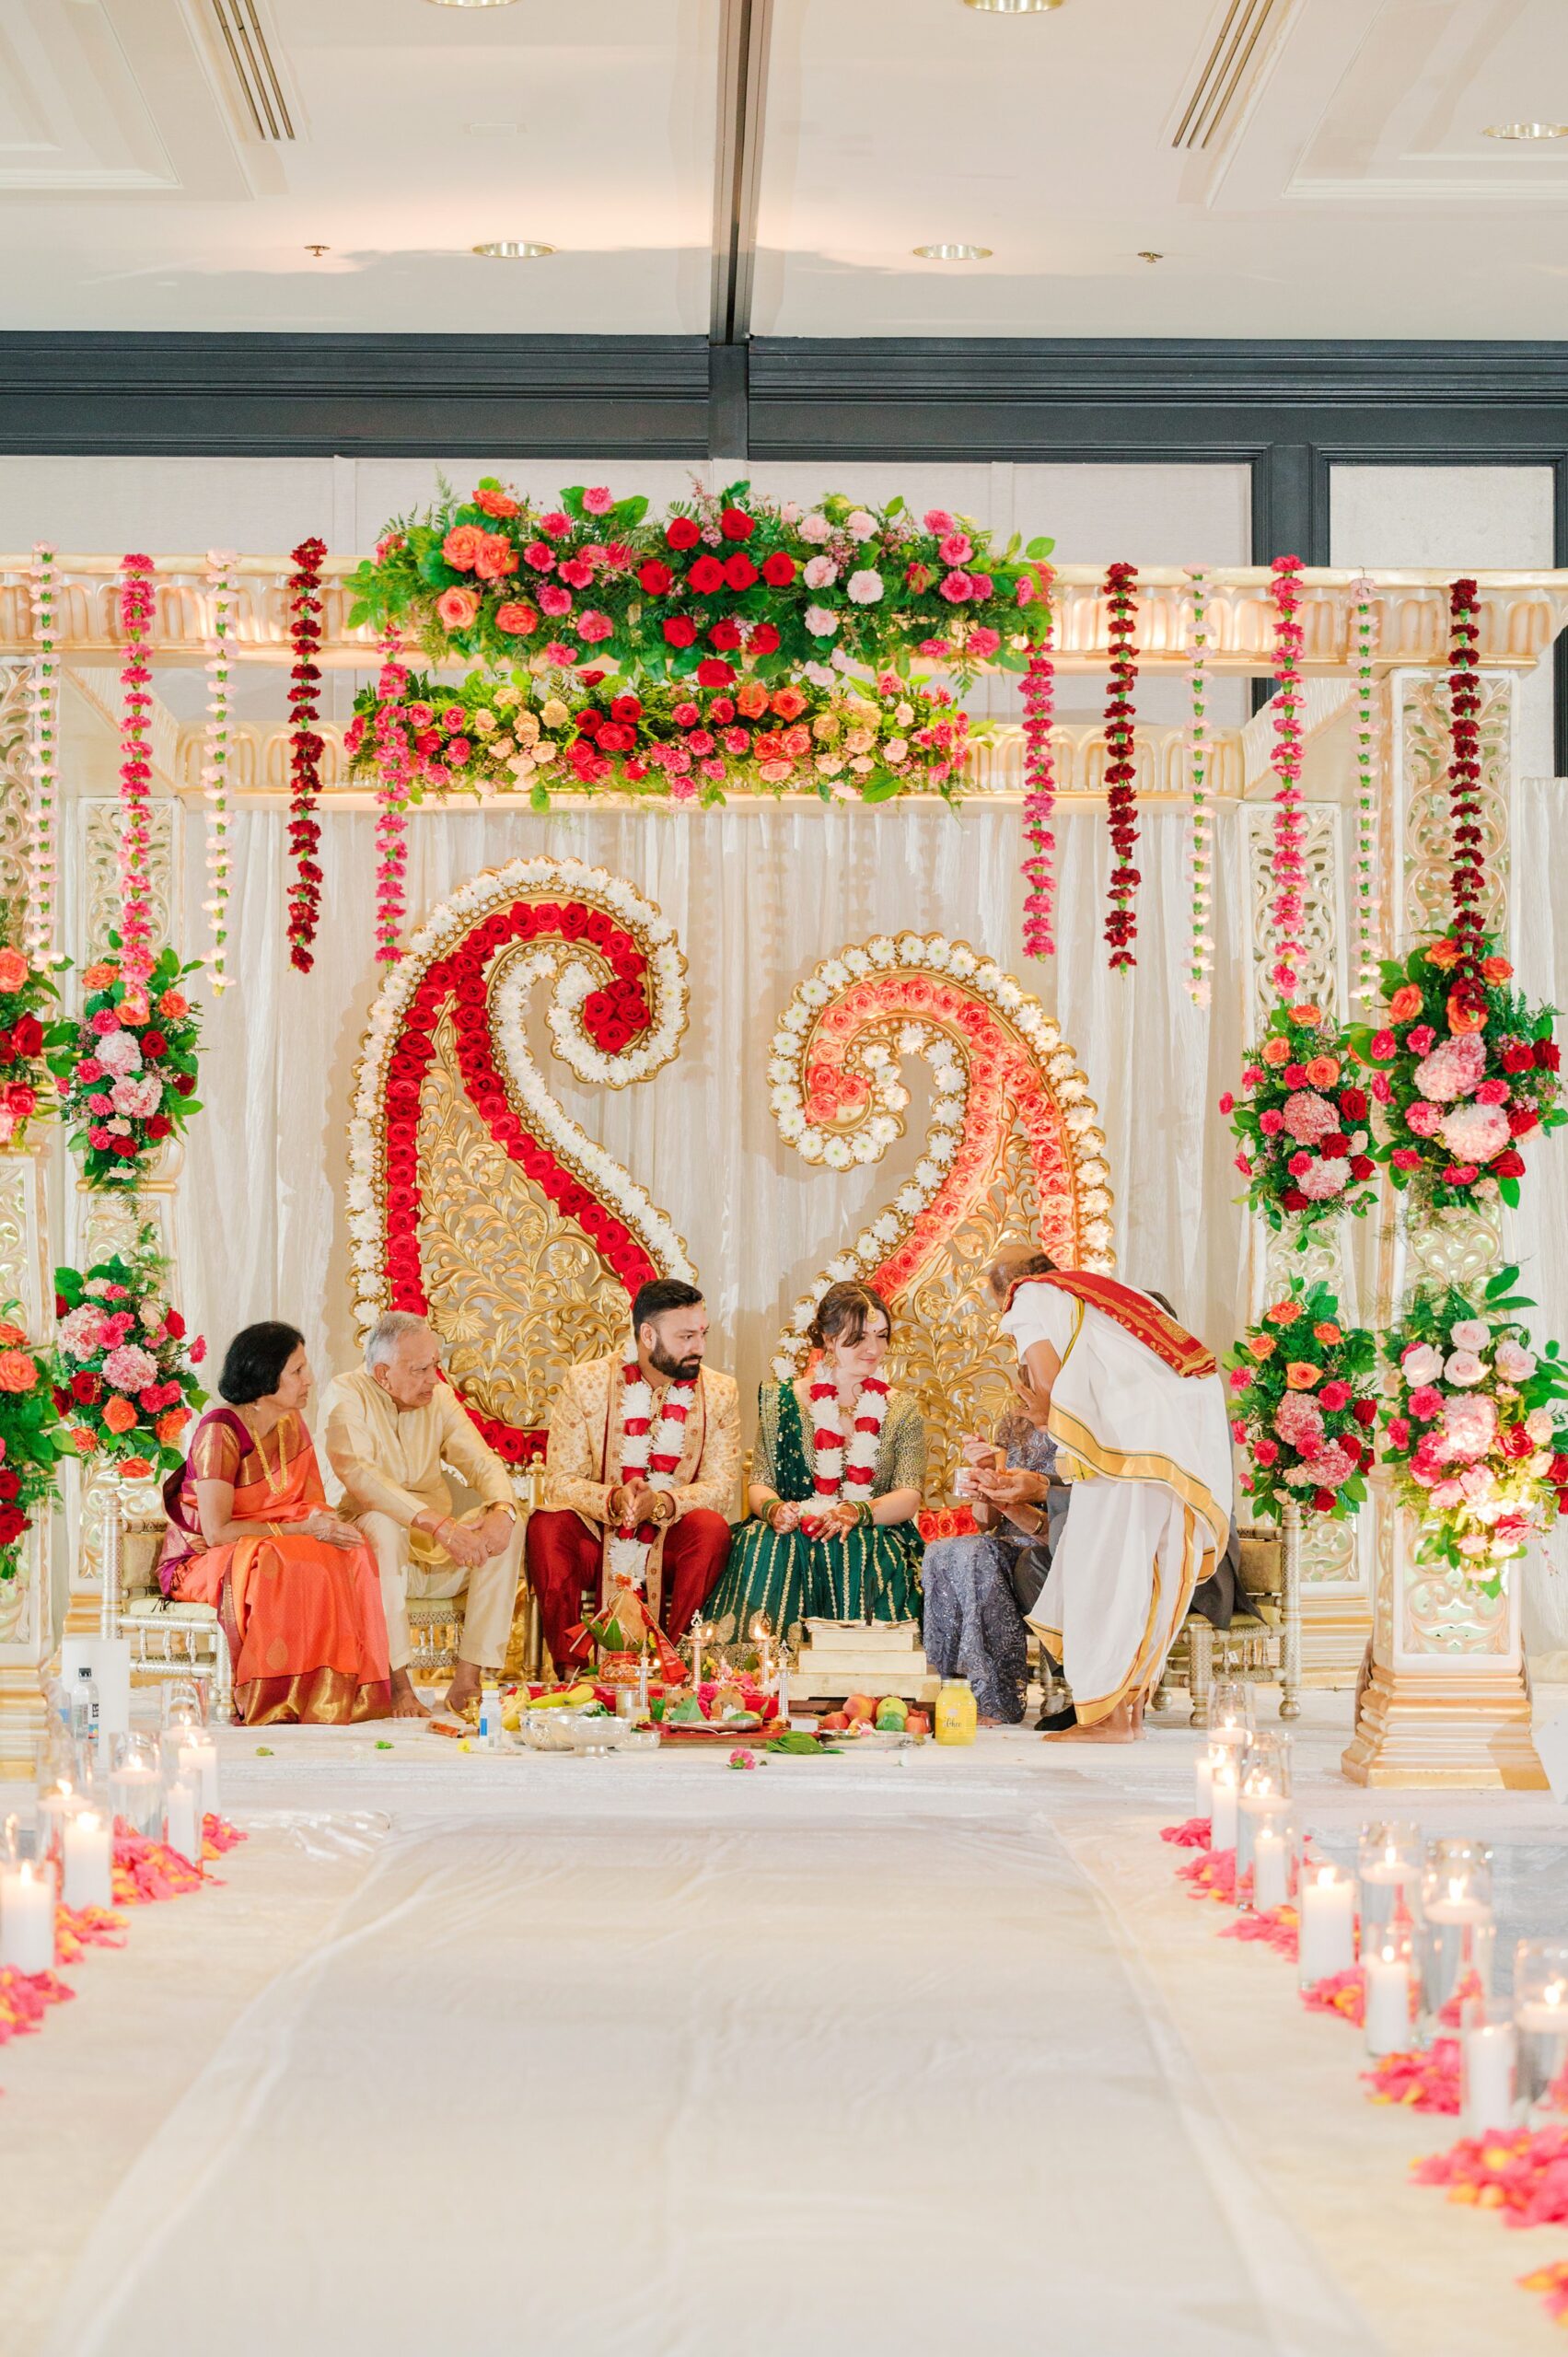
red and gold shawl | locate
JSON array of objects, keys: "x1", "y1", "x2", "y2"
[{"x1": 1005, "y1": 1271, "x2": 1216, "y2": 1379}]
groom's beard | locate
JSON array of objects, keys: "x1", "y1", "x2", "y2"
[{"x1": 649, "y1": 1341, "x2": 703, "y2": 1383}]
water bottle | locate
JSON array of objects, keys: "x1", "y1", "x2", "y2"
[
  {"x1": 71, "y1": 1666, "x2": 99, "y2": 1755},
  {"x1": 478, "y1": 1686, "x2": 501, "y2": 1747}
]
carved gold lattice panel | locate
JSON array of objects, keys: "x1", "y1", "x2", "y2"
[
  {"x1": 1400, "y1": 1556, "x2": 1512, "y2": 1658},
  {"x1": 765, "y1": 934, "x2": 1113, "y2": 1503},
  {"x1": 1242, "y1": 802, "x2": 1342, "y2": 1035},
  {"x1": 347, "y1": 857, "x2": 691, "y2": 1463},
  {"x1": 0, "y1": 669, "x2": 35, "y2": 935},
  {"x1": 1399, "y1": 669, "x2": 1511, "y2": 946},
  {"x1": 81, "y1": 798, "x2": 176, "y2": 962}
]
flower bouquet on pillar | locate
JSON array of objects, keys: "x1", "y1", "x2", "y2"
[
  {"x1": 1224, "y1": 1282, "x2": 1379, "y2": 1523},
  {"x1": 1223, "y1": 1000, "x2": 1379, "y2": 1239}
]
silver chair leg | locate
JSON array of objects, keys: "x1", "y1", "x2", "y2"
[
  {"x1": 1189, "y1": 1619, "x2": 1215, "y2": 1728},
  {"x1": 1279, "y1": 1502, "x2": 1303, "y2": 1722}
]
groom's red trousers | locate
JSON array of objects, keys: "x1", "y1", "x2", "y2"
[{"x1": 526, "y1": 1508, "x2": 732, "y2": 1668}]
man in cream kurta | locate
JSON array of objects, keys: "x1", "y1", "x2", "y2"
[{"x1": 322, "y1": 1313, "x2": 523, "y2": 1719}]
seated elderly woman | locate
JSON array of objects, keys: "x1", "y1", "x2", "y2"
[{"x1": 158, "y1": 1321, "x2": 391, "y2": 1725}]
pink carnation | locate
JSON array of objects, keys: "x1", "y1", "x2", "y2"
[
  {"x1": 1404, "y1": 1099, "x2": 1443, "y2": 1138},
  {"x1": 1259, "y1": 1109, "x2": 1283, "y2": 1134},
  {"x1": 1429, "y1": 1479, "x2": 1465, "y2": 1511},
  {"x1": 581, "y1": 486, "x2": 613, "y2": 515},
  {"x1": 1474, "y1": 1078, "x2": 1510, "y2": 1106},
  {"x1": 1408, "y1": 1384, "x2": 1444, "y2": 1421}
]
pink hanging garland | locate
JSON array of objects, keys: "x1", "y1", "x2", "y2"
[
  {"x1": 1020, "y1": 594, "x2": 1057, "y2": 958},
  {"x1": 372, "y1": 631, "x2": 413, "y2": 964},
  {"x1": 116, "y1": 554, "x2": 157, "y2": 983},
  {"x1": 1269, "y1": 553, "x2": 1307, "y2": 994},
  {"x1": 1101, "y1": 561, "x2": 1140, "y2": 970}
]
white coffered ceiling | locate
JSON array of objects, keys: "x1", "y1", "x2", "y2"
[{"x1": 2, "y1": 0, "x2": 1567, "y2": 336}]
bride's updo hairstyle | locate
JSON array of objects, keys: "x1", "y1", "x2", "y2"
[{"x1": 807, "y1": 1281, "x2": 892, "y2": 1353}]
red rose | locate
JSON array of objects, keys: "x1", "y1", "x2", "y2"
[
  {"x1": 0, "y1": 1470, "x2": 20, "y2": 1503},
  {"x1": 1321, "y1": 1132, "x2": 1351, "y2": 1158},
  {"x1": 0, "y1": 1505, "x2": 28, "y2": 1544},
  {"x1": 688, "y1": 555, "x2": 724, "y2": 595},
  {"x1": 71, "y1": 1371, "x2": 101, "y2": 1404},
  {"x1": 719, "y1": 506, "x2": 755, "y2": 540},
  {"x1": 1502, "y1": 1042, "x2": 1535, "y2": 1074},
  {"x1": 1350, "y1": 1155, "x2": 1376, "y2": 1181},
  {"x1": 761, "y1": 552, "x2": 796, "y2": 587},
  {"x1": 1282, "y1": 1188, "x2": 1308, "y2": 1213},
  {"x1": 665, "y1": 517, "x2": 700, "y2": 552},
  {"x1": 173, "y1": 1074, "x2": 196, "y2": 1097},
  {"x1": 1508, "y1": 1105, "x2": 1539, "y2": 1136},
  {"x1": 166, "y1": 1308, "x2": 186, "y2": 1339},
  {"x1": 708, "y1": 619, "x2": 742, "y2": 651},
  {"x1": 1312, "y1": 1489, "x2": 1336, "y2": 1514},
  {"x1": 1537, "y1": 1039, "x2": 1562, "y2": 1072},
  {"x1": 11, "y1": 1016, "x2": 42, "y2": 1057},
  {"x1": 140, "y1": 1028, "x2": 168, "y2": 1058},
  {"x1": 723, "y1": 553, "x2": 758, "y2": 591},
  {"x1": 637, "y1": 559, "x2": 674, "y2": 595},
  {"x1": 1339, "y1": 1087, "x2": 1368, "y2": 1120},
  {"x1": 662, "y1": 616, "x2": 697, "y2": 647},
  {"x1": 145, "y1": 1114, "x2": 173, "y2": 1141},
  {"x1": 695, "y1": 658, "x2": 734, "y2": 688},
  {"x1": 1493, "y1": 1148, "x2": 1526, "y2": 1178},
  {"x1": 610, "y1": 695, "x2": 643, "y2": 724}
]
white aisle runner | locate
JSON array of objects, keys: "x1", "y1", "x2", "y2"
[{"x1": 44, "y1": 1801, "x2": 1376, "y2": 2357}]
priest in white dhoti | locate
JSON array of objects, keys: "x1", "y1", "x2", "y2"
[{"x1": 975, "y1": 1244, "x2": 1233, "y2": 1741}]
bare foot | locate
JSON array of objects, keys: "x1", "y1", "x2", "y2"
[
  {"x1": 389, "y1": 1672, "x2": 430, "y2": 1720},
  {"x1": 1042, "y1": 1697, "x2": 1144, "y2": 1745},
  {"x1": 444, "y1": 1666, "x2": 482, "y2": 1719}
]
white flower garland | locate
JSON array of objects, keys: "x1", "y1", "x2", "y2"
[
  {"x1": 347, "y1": 857, "x2": 693, "y2": 1338},
  {"x1": 203, "y1": 552, "x2": 237, "y2": 993},
  {"x1": 766, "y1": 932, "x2": 1115, "y2": 1378},
  {"x1": 1350, "y1": 573, "x2": 1380, "y2": 1006},
  {"x1": 26, "y1": 544, "x2": 58, "y2": 963},
  {"x1": 807, "y1": 1369, "x2": 890, "y2": 1503},
  {"x1": 1185, "y1": 565, "x2": 1213, "y2": 1006},
  {"x1": 607, "y1": 1353, "x2": 696, "y2": 1589}
]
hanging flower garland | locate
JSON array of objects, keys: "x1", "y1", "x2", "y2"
[
  {"x1": 1019, "y1": 581, "x2": 1057, "y2": 959},
  {"x1": 26, "y1": 545, "x2": 59, "y2": 965},
  {"x1": 1350, "y1": 574, "x2": 1380, "y2": 1005},
  {"x1": 116, "y1": 555, "x2": 157, "y2": 985},
  {"x1": 1446, "y1": 577, "x2": 1486, "y2": 1016},
  {"x1": 371, "y1": 630, "x2": 413, "y2": 965},
  {"x1": 203, "y1": 553, "x2": 236, "y2": 994},
  {"x1": 1102, "y1": 561, "x2": 1140, "y2": 970},
  {"x1": 285, "y1": 536, "x2": 327, "y2": 974},
  {"x1": 1186, "y1": 565, "x2": 1212, "y2": 1005},
  {"x1": 1269, "y1": 553, "x2": 1307, "y2": 995}
]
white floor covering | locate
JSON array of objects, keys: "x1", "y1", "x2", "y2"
[{"x1": 4, "y1": 1691, "x2": 1568, "y2": 2356}]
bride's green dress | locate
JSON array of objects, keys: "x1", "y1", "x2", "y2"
[{"x1": 706, "y1": 1379, "x2": 926, "y2": 1641}]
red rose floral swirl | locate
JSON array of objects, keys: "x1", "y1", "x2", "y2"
[
  {"x1": 766, "y1": 933, "x2": 1114, "y2": 1375},
  {"x1": 348, "y1": 859, "x2": 692, "y2": 1463}
]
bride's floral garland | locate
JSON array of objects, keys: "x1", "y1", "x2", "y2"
[
  {"x1": 608, "y1": 1356, "x2": 695, "y2": 1588},
  {"x1": 345, "y1": 665, "x2": 973, "y2": 807},
  {"x1": 808, "y1": 1370, "x2": 890, "y2": 1505},
  {"x1": 345, "y1": 478, "x2": 1052, "y2": 686},
  {"x1": 1102, "y1": 562, "x2": 1140, "y2": 970}
]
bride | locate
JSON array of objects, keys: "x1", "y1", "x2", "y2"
[{"x1": 706, "y1": 1281, "x2": 925, "y2": 1639}]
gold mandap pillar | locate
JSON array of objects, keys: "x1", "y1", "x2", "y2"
[{"x1": 1342, "y1": 665, "x2": 1545, "y2": 1788}]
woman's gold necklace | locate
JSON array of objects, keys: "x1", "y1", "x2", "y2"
[{"x1": 248, "y1": 1411, "x2": 290, "y2": 1495}]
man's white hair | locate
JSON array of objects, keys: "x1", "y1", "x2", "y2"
[{"x1": 365, "y1": 1309, "x2": 434, "y2": 1371}]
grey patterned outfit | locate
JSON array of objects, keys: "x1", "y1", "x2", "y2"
[{"x1": 921, "y1": 1419, "x2": 1058, "y2": 1724}]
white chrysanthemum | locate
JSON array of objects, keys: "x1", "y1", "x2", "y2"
[
  {"x1": 842, "y1": 947, "x2": 873, "y2": 977},
  {"x1": 823, "y1": 1139, "x2": 854, "y2": 1170},
  {"x1": 867, "y1": 936, "x2": 897, "y2": 968}
]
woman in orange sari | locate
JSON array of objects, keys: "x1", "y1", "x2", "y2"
[{"x1": 158, "y1": 1322, "x2": 391, "y2": 1725}]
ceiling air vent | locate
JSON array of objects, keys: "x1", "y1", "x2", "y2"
[
  {"x1": 1172, "y1": 0, "x2": 1289, "y2": 152},
  {"x1": 209, "y1": 0, "x2": 295, "y2": 142}
]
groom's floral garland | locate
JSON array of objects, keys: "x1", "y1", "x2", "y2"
[
  {"x1": 1382, "y1": 1269, "x2": 1568, "y2": 1594},
  {"x1": 346, "y1": 665, "x2": 973, "y2": 807},
  {"x1": 1223, "y1": 1000, "x2": 1378, "y2": 1237},
  {"x1": 345, "y1": 478, "x2": 1052, "y2": 687},
  {"x1": 1224, "y1": 1281, "x2": 1378, "y2": 1519},
  {"x1": 608, "y1": 1356, "x2": 695, "y2": 1589},
  {"x1": 808, "y1": 1370, "x2": 890, "y2": 1505},
  {"x1": 1351, "y1": 936, "x2": 1562, "y2": 1212}
]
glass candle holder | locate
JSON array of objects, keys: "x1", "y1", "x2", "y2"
[
  {"x1": 1236, "y1": 1732, "x2": 1293, "y2": 1904},
  {"x1": 1415, "y1": 1841, "x2": 1494, "y2": 2046},
  {"x1": 1514, "y1": 1941, "x2": 1568, "y2": 2123},
  {"x1": 1357, "y1": 1820, "x2": 1421, "y2": 1959},
  {"x1": 162, "y1": 1771, "x2": 203, "y2": 1872},
  {"x1": 0, "y1": 1853, "x2": 55, "y2": 1973},
  {"x1": 1363, "y1": 1930, "x2": 1415, "y2": 2059},
  {"x1": 1251, "y1": 1811, "x2": 1295, "y2": 1916},
  {"x1": 36, "y1": 1771, "x2": 88, "y2": 1866},
  {"x1": 1205, "y1": 1678, "x2": 1253, "y2": 1757},
  {"x1": 161, "y1": 1679, "x2": 206, "y2": 1731},
  {"x1": 1459, "y1": 1996, "x2": 1518, "y2": 2138},
  {"x1": 61, "y1": 1805, "x2": 112, "y2": 1911},
  {"x1": 1297, "y1": 1859, "x2": 1356, "y2": 1989},
  {"x1": 109, "y1": 1732, "x2": 164, "y2": 1840},
  {"x1": 1208, "y1": 1747, "x2": 1239, "y2": 1853},
  {"x1": 173, "y1": 1728, "x2": 219, "y2": 1821}
]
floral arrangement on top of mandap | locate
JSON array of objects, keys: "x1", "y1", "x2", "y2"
[
  {"x1": 52, "y1": 1228, "x2": 206, "y2": 1480},
  {"x1": 343, "y1": 477, "x2": 1052, "y2": 686},
  {"x1": 1351, "y1": 937, "x2": 1563, "y2": 1213},
  {"x1": 1223, "y1": 1000, "x2": 1379, "y2": 1237},
  {"x1": 0, "y1": 1305, "x2": 65, "y2": 1581},
  {"x1": 344, "y1": 664, "x2": 975, "y2": 807},
  {"x1": 50, "y1": 942, "x2": 203, "y2": 1187},
  {"x1": 0, "y1": 935, "x2": 71, "y2": 1149},
  {"x1": 1382, "y1": 1270, "x2": 1568, "y2": 1593},
  {"x1": 1224, "y1": 1281, "x2": 1379, "y2": 1518}
]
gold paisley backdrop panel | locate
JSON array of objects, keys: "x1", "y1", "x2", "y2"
[{"x1": 169, "y1": 801, "x2": 1255, "y2": 1489}]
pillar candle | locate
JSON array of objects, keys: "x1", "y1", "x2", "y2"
[
  {"x1": 61, "y1": 1809, "x2": 112, "y2": 1910},
  {"x1": 1364, "y1": 1946, "x2": 1411, "y2": 2057},
  {"x1": 0, "y1": 1860, "x2": 54, "y2": 1972},
  {"x1": 1297, "y1": 1868, "x2": 1355, "y2": 1986},
  {"x1": 177, "y1": 1735, "x2": 219, "y2": 1820},
  {"x1": 1252, "y1": 1825, "x2": 1288, "y2": 1914},
  {"x1": 1209, "y1": 1759, "x2": 1238, "y2": 1852},
  {"x1": 109, "y1": 1763, "x2": 162, "y2": 1840},
  {"x1": 164, "y1": 1777, "x2": 203, "y2": 1870},
  {"x1": 1461, "y1": 2021, "x2": 1517, "y2": 2137},
  {"x1": 1194, "y1": 1750, "x2": 1214, "y2": 1821}
]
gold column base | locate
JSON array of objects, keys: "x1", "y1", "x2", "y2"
[
  {"x1": 1342, "y1": 1659, "x2": 1548, "y2": 1789},
  {"x1": 0, "y1": 1662, "x2": 47, "y2": 1778},
  {"x1": 1301, "y1": 1596, "x2": 1373, "y2": 1689}
]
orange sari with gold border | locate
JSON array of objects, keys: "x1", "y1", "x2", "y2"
[{"x1": 159, "y1": 1411, "x2": 390, "y2": 1725}]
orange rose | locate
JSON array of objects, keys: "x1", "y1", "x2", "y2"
[
  {"x1": 1388, "y1": 985, "x2": 1423, "y2": 1023},
  {"x1": 1261, "y1": 1037, "x2": 1291, "y2": 1067},
  {"x1": 102, "y1": 1396, "x2": 138, "y2": 1434},
  {"x1": 0, "y1": 1350, "x2": 37, "y2": 1393},
  {"x1": 119, "y1": 1456, "x2": 153, "y2": 1481},
  {"x1": 158, "y1": 991, "x2": 191, "y2": 1020},
  {"x1": 1446, "y1": 988, "x2": 1488, "y2": 1037},
  {"x1": 71, "y1": 1426, "x2": 99, "y2": 1455},
  {"x1": 118, "y1": 993, "x2": 150, "y2": 1028},
  {"x1": 1312, "y1": 1321, "x2": 1343, "y2": 1345},
  {"x1": 1284, "y1": 1363, "x2": 1319, "y2": 1391},
  {"x1": 0, "y1": 1322, "x2": 25, "y2": 1348},
  {"x1": 156, "y1": 1409, "x2": 189, "y2": 1445},
  {"x1": 1288, "y1": 1004, "x2": 1322, "y2": 1028},
  {"x1": 1423, "y1": 938, "x2": 1461, "y2": 970},
  {"x1": 1247, "y1": 1334, "x2": 1276, "y2": 1361},
  {"x1": 1481, "y1": 957, "x2": 1514, "y2": 985},
  {"x1": 82, "y1": 962, "x2": 117, "y2": 992},
  {"x1": 1305, "y1": 1056, "x2": 1341, "y2": 1089},
  {"x1": 0, "y1": 949, "x2": 28, "y2": 994},
  {"x1": 1264, "y1": 1301, "x2": 1304, "y2": 1327}
]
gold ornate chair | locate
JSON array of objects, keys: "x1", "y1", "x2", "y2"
[
  {"x1": 101, "y1": 1498, "x2": 235, "y2": 1721},
  {"x1": 1150, "y1": 1525, "x2": 1298, "y2": 1728}
]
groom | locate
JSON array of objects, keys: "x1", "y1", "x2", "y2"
[{"x1": 526, "y1": 1278, "x2": 739, "y2": 1667}]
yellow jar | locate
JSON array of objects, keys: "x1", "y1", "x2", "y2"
[{"x1": 934, "y1": 1676, "x2": 978, "y2": 1747}]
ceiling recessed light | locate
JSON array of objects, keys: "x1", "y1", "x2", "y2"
[
  {"x1": 964, "y1": 0, "x2": 1064, "y2": 13},
  {"x1": 1483, "y1": 121, "x2": 1568, "y2": 140},
  {"x1": 471, "y1": 239, "x2": 554, "y2": 260},
  {"x1": 912, "y1": 242, "x2": 993, "y2": 261}
]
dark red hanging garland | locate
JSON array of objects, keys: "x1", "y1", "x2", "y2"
[
  {"x1": 1102, "y1": 561, "x2": 1141, "y2": 970},
  {"x1": 1446, "y1": 576, "x2": 1486, "y2": 1013},
  {"x1": 286, "y1": 536, "x2": 328, "y2": 972}
]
